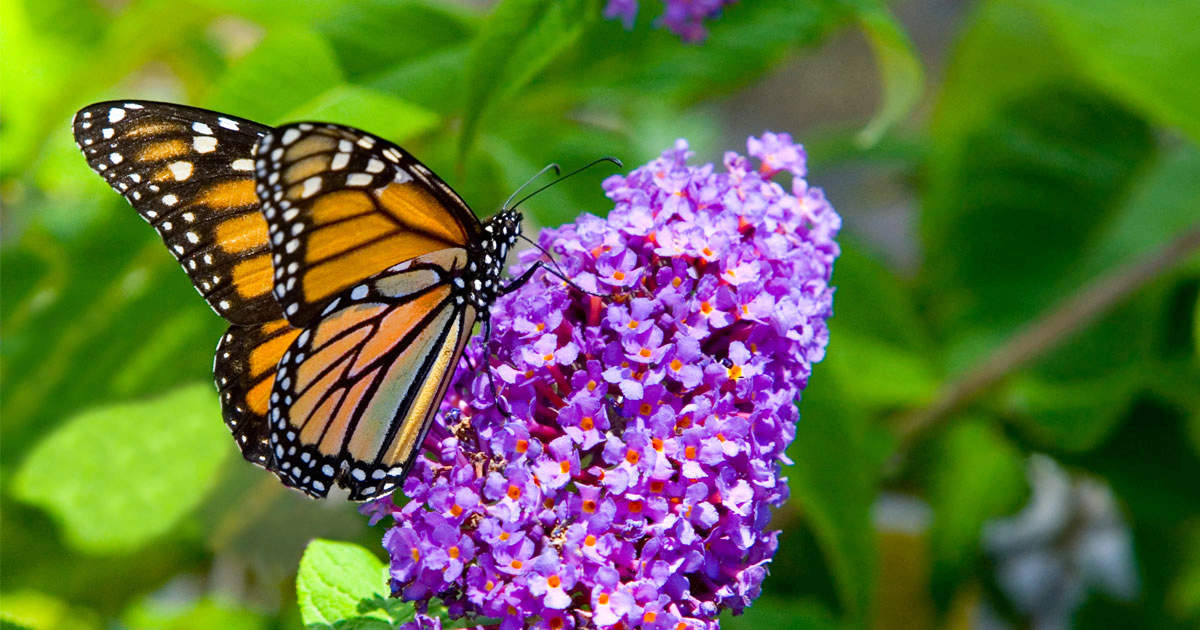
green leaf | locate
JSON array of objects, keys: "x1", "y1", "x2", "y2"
[
  {"x1": 207, "y1": 27, "x2": 343, "y2": 123},
  {"x1": 12, "y1": 384, "x2": 232, "y2": 553},
  {"x1": 1076, "y1": 144, "x2": 1200, "y2": 279},
  {"x1": 828, "y1": 239, "x2": 932, "y2": 352},
  {"x1": 319, "y1": 0, "x2": 477, "y2": 81},
  {"x1": 788, "y1": 370, "x2": 888, "y2": 622},
  {"x1": 848, "y1": 0, "x2": 925, "y2": 146},
  {"x1": 1020, "y1": 0, "x2": 1200, "y2": 143},
  {"x1": 283, "y1": 85, "x2": 439, "y2": 141},
  {"x1": 927, "y1": 419, "x2": 1026, "y2": 603},
  {"x1": 824, "y1": 331, "x2": 938, "y2": 412},
  {"x1": 296, "y1": 539, "x2": 403, "y2": 628},
  {"x1": 1002, "y1": 370, "x2": 1137, "y2": 451},
  {"x1": 458, "y1": 0, "x2": 598, "y2": 160},
  {"x1": 924, "y1": 80, "x2": 1155, "y2": 360}
]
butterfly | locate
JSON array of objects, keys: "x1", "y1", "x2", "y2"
[{"x1": 72, "y1": 100, "x2": 540, "y2": 501}]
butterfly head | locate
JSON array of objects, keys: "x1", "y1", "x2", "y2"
[{"x1": 467, "y1": 209, "x2": 522, "y2": 314}]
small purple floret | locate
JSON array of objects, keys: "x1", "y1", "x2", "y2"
[
  {"x1": 367, "y1": 133, "x2": 840, "y2": 629},
  {"x1": 603, "y1": 0, "x2": 739, "y2": 42}
]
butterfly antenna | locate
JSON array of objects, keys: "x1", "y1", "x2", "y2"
[
  {"x1": 503, "y1": 163, "x2": 561, "y2": 210},
  {"x1": 508, "y1": 157, "x2": 622, "y2": 212},
  {"x1": 517, "y1": 233, "x2": 609, "y2": 299}
]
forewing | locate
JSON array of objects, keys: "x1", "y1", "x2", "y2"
[
  {"x1": 254, "y1": 122, "x2": 480, "y2": 327},
  {"x1": 214, "y1": 318, "x2": 302, "y2": 464},
  {"x1": 73, "y1": 100, "x2": 282, "y2": 325},
  {"x1": 264, "y1": 248, "x2": 475, "y2": 500}
]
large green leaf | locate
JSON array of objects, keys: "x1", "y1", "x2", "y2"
[
  {"x1": 283, "y1": 85, "x2": 439, "y2": 141},
  {"x1": 12, "y1": 384, "x2": 232, "y2": 553},
  {"x1": 846, "y1": 0, "x2": 924, "y2": 146},
  {"x1": 458, "y1": 0, "x2": 599, "y2": 160},
  {"x1": 319, "y1": 0, "x2": 477, "y2": 81},
  {"x1": 296, "y1": 539, "x2": 403, "y2": 629},
  {"x1": 206, "y1": 27, "x2": 343, "y2": 122},
  {"x1": 927, "y1": 419, "x2": 1026, "y2": 604},
  {"x1": 1020, "y1": 0, "x2": 1200, "y2": 143}
]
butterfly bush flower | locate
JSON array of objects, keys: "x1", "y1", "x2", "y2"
[
  {"x1": 604, "y1": 0, "x2": 739, "y2": 42},
  {"x1": 364, "y1": 132, "x2": 839, "y2": 629}
]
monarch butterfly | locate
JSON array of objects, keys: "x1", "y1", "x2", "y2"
[{"x1": 72, "y1": 100, "x2": 608, "y2": 501}]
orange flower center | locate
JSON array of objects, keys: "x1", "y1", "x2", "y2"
[
  {"x1": 639, "y1": 347, "x2": 652, "y2": 358},
  {"x1": 507, "y1": 485, "x2": 521, "y2": 500},
  {"x1": 448, "y1": 546, "x2": 460, "y2": 559},
  {"x1": 516, "y1": 439, "x2": 529, "y2": 453},
  {"x1": 547, "y1": 575, "x2": 561, "y2": 588},
  {"x1": 584, "y1": 534, "x2": 597, "y2": 547},
  {"x1": 685, "y1": 446, "x2": 697, "y2": 459},
  {"x1": 511, "y1": 560, "x2": 523, "y2": 570},
  {"x1": 560, "y1": 461, "x2": 571, "y2": 474},
  {"x1": 626, "y1": 449, "x2": 640, "y2": 464},
  {"x1": 583, "y1": 499, "x2": 597, "y2": 513},
  {"x1": 580, "y1": 416, "x2": 594, "y2": 430},
  {"x1": 700, "y1": 301, "x2": 713, "y2": 314},
  {"x1": 613, "y1": 271, "x2": 626, "y2": 281},
  {"x1": 670, "y1": 359, "x2": 683, "y2": 371}
]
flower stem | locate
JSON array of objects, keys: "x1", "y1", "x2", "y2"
[{"x1": 896, "y1": 223, "x2": 1200, "y2": 442}]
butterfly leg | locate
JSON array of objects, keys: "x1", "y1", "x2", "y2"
[{"x1": 481, "y1": 317, "x2": 515, "y2": 420}]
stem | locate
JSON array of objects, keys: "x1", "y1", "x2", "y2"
[{"x1": 896, "y1": 223, "x2": 1200, "y2": 442}]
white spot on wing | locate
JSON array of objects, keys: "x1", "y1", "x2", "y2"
[
  {"x1": 301, "y1": 176, "x2": 322, "y2": 198},
  {"x1": 169, "y1": 161, "x2": 193, "y2": 181},
  {"x1": 108, "y1": 108, "x2": 125, "y2": 123},
  {"x1": 193, "y1": 136, "x2": 218, "y2": 153},
  {"x1": 231, "y1": 158, "x2": 254, "y2": 171}
]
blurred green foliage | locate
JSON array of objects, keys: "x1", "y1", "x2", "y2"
[{"x1": 2, "y1": 0, "x2": 1198, "y2": 628}]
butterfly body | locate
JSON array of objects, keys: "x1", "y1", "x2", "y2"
[{"x1": 73, "y1": 101, "x2": 524, "y2": 500}]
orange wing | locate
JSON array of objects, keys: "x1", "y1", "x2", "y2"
[
  {"x1": 263, "y1": 248, "x2": 475, "y2": 500},
  {"x1": 253, "y1": 123, "x2": 480, "y2": 327},
  {"x1": 214, "y1": 318, "x2": 302, "y2": 464},
  {"x1": 72, "y1": 101, "x2": 282, "y2": 325}
]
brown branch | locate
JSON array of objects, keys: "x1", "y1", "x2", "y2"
[{"x1": 896, "y1": 223, "x2": 1200, "y2": 442}]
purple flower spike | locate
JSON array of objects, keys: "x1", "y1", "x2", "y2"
[
  {"x1": 603, "y1": 1, "x2": 739, "y2": 42},
  {"x1": 369, "y1": 133, "x2": 839, "y2": 630}
]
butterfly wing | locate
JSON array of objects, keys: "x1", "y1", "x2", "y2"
[
  {"x1": 265, "y1": 248, "x2": 476, "y2": 500},
  {"x1": 214, "y1": 318, "x2": 302, "y2": 464},
  {"x1": 72, "y1": 101, "x2": 282, "y2": 325},
  {"x1": 253, "y1": 122, "x2": 481, "y2": 326}
]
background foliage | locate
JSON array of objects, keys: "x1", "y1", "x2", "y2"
[{"x1": 2, "y1": 0, "x2": 1198, "y2": 628}]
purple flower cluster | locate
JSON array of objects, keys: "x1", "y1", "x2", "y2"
[
  {"x1": 604, "y1": 0, "x2": 739, "y2": 42},
  {"x1": 364, "y1": 132, "x2": 840, "y2": 629}
]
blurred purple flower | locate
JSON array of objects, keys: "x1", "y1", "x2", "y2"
[
  {"x1": 366, "y1": 133, "x2": 840, "y2": 629},
  {"x1": 604, "y1": 0, "x2": 739, "y2": 42}
]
